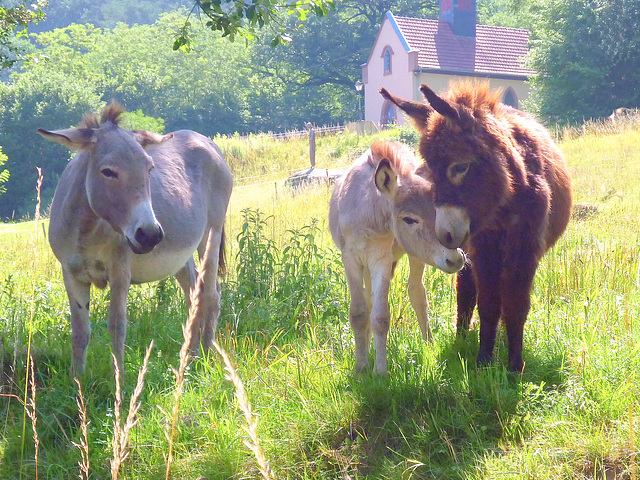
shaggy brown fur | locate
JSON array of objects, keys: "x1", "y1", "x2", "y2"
[
  {"x1": 79, "y1": 102, "x2": 125, "y2": 129},
  {"x1": 380, "y1": 81, "x2": 573, "y2": 371}
]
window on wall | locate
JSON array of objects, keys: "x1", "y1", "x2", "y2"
[
  {"x1": 503, "y1": 88, "x2": 518, "y2": 108},
  {"x1": 383, "y1": 49, "x2": 392, "y2": 74},
  {"x1": 457, "y1": 0, "x2": 472, "y2": 10},
  {"x1": 383, "y1": 103, "x2": 396, "y2": 125},
  {"x1": 443, "y1": 0, "x2": 451, "y2": 11}
]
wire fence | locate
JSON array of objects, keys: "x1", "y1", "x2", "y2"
[
  {"x1": 231, "y1": 121, "x2": 379, "y2": 191},
  {"x1": 232, "y1": 155, "x2": 360, "y2": 191},
  {"x1": 269, "y1": 124, "x2": 345, "y2": 140}
]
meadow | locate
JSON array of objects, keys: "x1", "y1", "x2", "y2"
[{"x1": 0, "y1": 119, "x2": 639, "y2": 479}]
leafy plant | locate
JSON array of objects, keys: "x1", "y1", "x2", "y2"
[
  {"x1": 226, "y1": 208, "x2": 346, "y2": 336},
  {"x1": 0, "y1": 0, "x2": 47, "y2": 69},
  {"x1": 235, "y1": 208, "x2": 278, "y2": 300},
  {"x1": 0, "y1": 146, "x2": 9, "y2": 195}
]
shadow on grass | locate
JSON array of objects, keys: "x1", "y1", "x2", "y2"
[{"x1": 339, "y1": 328, "x2": 567, "y2": 479}]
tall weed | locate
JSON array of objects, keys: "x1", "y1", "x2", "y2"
[{"x1": 225, "y1": 208, "x2": 347, "y2": 337}]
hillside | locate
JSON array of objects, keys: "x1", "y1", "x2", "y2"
[{"x1": 0, "y1": 120, "x2": 639, "y2": 478}]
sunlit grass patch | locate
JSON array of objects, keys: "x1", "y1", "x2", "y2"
[{"x1": 2, "y1": 123, "x2": 640, "y2": 478}]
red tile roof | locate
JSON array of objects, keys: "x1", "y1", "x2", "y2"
[{"x1": 393, "y1": 16, "x2": 534, "y2": 78}]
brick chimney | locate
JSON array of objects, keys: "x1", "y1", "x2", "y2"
[{"x1": 440, "y1": 0, "x2": 476, "y2": 38}]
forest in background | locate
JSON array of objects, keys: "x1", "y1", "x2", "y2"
[{"x1": 1, "y1": 0, "x2": 639, "y2": 219}]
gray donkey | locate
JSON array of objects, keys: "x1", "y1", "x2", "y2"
[{"x1": 39, "y1": 103, "x2": 233, "y2": 375}]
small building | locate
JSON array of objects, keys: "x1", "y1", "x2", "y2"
[{"x1": 362, "y1": 0, "x2": 534, "y2": 127}]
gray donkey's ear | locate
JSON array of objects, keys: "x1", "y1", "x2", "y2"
[
  {"x1": 37, "y1": 127, "x2": 97, "y2": 151},
  {"x1": 132, "y1": 131, "x2": 174, "y2": 149}
]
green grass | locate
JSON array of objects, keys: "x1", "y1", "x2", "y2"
[{"x1": 1, "y1": 123, "x2": 640, "y2": 479}]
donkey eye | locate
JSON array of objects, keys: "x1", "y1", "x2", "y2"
[
  {"x1": 101, "y1": 168, "x2": 118, "y2": 179},
  {"x1": 403, "y1": 217, "x2": 418, "y2": 225},
  {"x1": 452, "y1": 163, "x2": 470, "y2": 176}
]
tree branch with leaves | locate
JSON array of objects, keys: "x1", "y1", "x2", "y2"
[
  {"x1": 0, "y1": 0, "x2": 48, "y2": 68},
  {"x1": 174, "y1": 0, "x2": 336, "y2": 50}
]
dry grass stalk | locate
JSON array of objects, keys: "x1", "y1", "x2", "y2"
[
  {"x1": 165, "y1": 231, "x2": 213, "y2": 480},
  {"x1": 111, "y1": 354, "x2": 123, "y2": 480},
  {"x1": 631, "y1": 399, "x2": 637, "y2": 480},
  {"x1": 111, "y1": 341, "x2": 154, "y2": 480},
  {"x1": 73, "y1": 378, "x2": 90, "y2": 480},
  {"x1": 25, "y1": 357, "x2": 39, "y2": 480},
  {"x1": 20, "y1": 168, "x2": 43, "y2": 480},
  {"x1": 161, "y1": 227, "x2": 272, "y2": 479},
  {"x1": 212, "y1": 340, "x2": 273, "y2": 480}
]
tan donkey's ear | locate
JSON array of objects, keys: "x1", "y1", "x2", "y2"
[
  {"x1": 379, "y1": 87, "x2": 433, "y2": 132},
  {"x1": 375, "y1": 158, "x2": 398, "y2": 200},
  {"x1": 37, "y1": 127, "x2": 97, "y2": 151}
]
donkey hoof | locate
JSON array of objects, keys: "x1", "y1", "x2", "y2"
[
  {"x1": 507, "y1": 359, "x2": 525, "y2": 373},
  {"x1": 476, "y1": 351, "x2": 494, "y2": 366}
]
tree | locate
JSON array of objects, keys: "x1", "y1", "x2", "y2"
[
  {"x1": 245, "y1": 0, "x2": 438, "y2": 129},
  {"x1": 175, "y1": 0, "x2": 337, "y2": 50},
  {"x1": 476, "y1": 0, "x2": 537, "y2": 30},
  {"x1": 0, "y1": 0, "x2": 48, "y2": 68},
  {"x1": 30, "y1": 0, "x2": 187, "y2": 33},
  {"x1": 525, "y1": 0, "x2": 640, "y2": 123},
  {"x1": 26, "y1": 13, "x2": 253, "y2": 134},
  {"x1": 0, "y1": 69, "x2": 103, "y2": 219},
  {"x1": 0, "y1": 13, "x2": 255, "y2": 218},
  {"x1": 1, "y1": 0, "x2": 47, "y2": 205}
]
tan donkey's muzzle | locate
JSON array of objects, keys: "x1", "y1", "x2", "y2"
[{"x1": 440, "y1": 248, "x2": 465, "y2": 274}]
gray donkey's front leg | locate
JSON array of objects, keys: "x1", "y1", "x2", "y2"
[
  {"x1": 62, "y1": 268, "x2": 92, "y2": 376},
  {"x1": 108, "y1": 254, "x2": 132, "y2": 376}
]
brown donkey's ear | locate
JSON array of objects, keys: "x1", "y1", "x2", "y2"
[
  {"x1": 419, "y1": 84, "x2": 459, "y2": 121},
  {"x1": 379, "y1": 88, "x2": 433, "y2": 132}
]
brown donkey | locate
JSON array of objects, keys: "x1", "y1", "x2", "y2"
[{"x1": 380, "y1": 82, "x2": 572, "y2": 372}]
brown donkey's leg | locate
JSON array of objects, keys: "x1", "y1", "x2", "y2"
[
  {"x1": 501, "y1": 254, "x2": 538, "y2": 373},
  {"x1": 501, "y1": 186, "x2": 550, "y2": 372},
  {"x1": 455, "y1": 263, "x2": 476, "y2": 334},
  {"x1": 471, "y1": 236, "x2": 503, "y2": 366}
]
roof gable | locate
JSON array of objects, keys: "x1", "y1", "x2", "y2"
[
  {"x1": 363, "y1": 11, "x2": 411, "y2": 70},
  {"x1": 393, "y1": 15, "x2": 534, "y2": 78}
]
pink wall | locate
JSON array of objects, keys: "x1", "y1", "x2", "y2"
[
  {"x1": 362, "y1": 14, "x2": 415, "y2": 127},
  {"x1": 362, "y1": 12, "x2": 531, "y2": 128}
]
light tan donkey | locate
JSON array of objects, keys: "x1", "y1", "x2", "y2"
[{"x1": 329, "y1": 141, "x2": 464, "y2": 375}]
